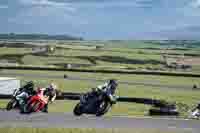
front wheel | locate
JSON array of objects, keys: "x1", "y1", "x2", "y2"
[
  {"x1": 6, "y1": 99, "x2": 17, "y2": 111},
  {"x1": 73, "y1": 102, "x2": 83, "y2": 116},
  {"x1": 96, "y1": 101, "x2": 111, "y2": 117}
]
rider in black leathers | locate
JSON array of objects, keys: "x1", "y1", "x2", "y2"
[{"x1": 83, "y1": 79, "x2": 118, "y2": 104}]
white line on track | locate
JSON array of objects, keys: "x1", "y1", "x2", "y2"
[{"x1": 109, "y1": 115, "x2": 194, "y2": 121}]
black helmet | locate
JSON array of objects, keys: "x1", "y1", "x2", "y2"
[
  {"x1": 108, "y1": 79, "x2": 118, "y2": 89},
  {"x1": 24, "y1": 81, "x2": 34, "y2": 90}
]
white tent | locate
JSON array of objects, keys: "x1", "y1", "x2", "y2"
[{"x1": 0, "y1": 77, "x2": 20, "y2": 94}]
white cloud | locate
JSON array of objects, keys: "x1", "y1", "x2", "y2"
[
  {"x1": 73, "y1": 1, "x2": 154, "y2": 9},
  {"x1": 190, "y1": 0, "x2": 200, "y2": 8},
  {"x1": 178, "y1": 0, "x2": 200, "y2": 17},
  {"x1": 18, "y1": 0, "x2": 77, "y2": 13},
  {"x1": 8, "y1": 3, "x2": 86, "y2": 26},
  {"x1": 0, "y1": 5, "x2": 8, "y2": 9},
  {"x1": 19, "y1": 0, "x2": 68, "y2": 6}
]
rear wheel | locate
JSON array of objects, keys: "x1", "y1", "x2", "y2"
[
  {"x1": 73, "y1": 102, "x2": 83, "y2": 116},
  {"x1": 6, "y1": 99, "x2": 17, "y2": 111}
]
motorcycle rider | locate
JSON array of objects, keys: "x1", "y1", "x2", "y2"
[
  {"x1": 84, "y1": 79, "x2": 118, "y2": 104},
  {"x1": 16, "y1": 81, "x2": 36, "y2": 111},
  {"x1": 39, "y1": 83, "x2": 57, "y2": 113}
]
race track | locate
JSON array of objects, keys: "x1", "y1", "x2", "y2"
[{"x1": 0, "y1": 111, "x2": 199, "y2": 132}]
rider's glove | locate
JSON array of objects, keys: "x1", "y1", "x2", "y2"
[
  {"x1": 115, "y1": 95, "x2": 119, "y2": 99},
  {"x1": 109, "y1": 94, "x2": 118, "y2": 104}
]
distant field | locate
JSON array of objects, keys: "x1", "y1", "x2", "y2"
[{"x1": 0, "y1": 40, "x2": 200, "y2": 73}]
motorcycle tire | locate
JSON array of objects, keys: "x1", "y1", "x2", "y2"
[
  {"x1": 96, "y1": 101, "x2": 111, "y2": 117},
  {"x1": 6, "y1": 99, "x2": 17, "y2": 111},
  {"x1": 73, "y1": 102, "x2": 83, "y2": 116}
]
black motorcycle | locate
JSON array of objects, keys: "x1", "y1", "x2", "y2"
[
  {"x1": 73, "y1": 90, "x2": 116, "y2": 117},
  {"x1": 6, "y1": 88, "x2": 21, "y2": 110},
  {"x1": 6, "y1": 81, "x2": 35, "y2": 111}
]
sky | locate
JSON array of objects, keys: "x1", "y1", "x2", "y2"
[{"x1": 1, "y1": 0, "x2": 200, "y2": 40}]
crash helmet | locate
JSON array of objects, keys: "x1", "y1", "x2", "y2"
[
  {"x1": 108, "y1": 79, "x2": 118, "y2": 90},
  {"x1": 45, "y1": 83, "x2": 57, "y2": 97},
  {"x1": 24, "y1": 81, "x2": 34, "y2": 89},
  {"x1": 25, "y1": 81, "x2": 34, "y2": 90},
  {"x1": 24, "y1": 81, "x2": 34, "y2": 94},
  {"x1": 48, "y1": 83, "x2": 57, "y2": 91}
]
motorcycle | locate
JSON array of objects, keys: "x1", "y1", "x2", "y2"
[
  {"x1": 6, "y1": 88, "x2": 22, "y2": 110},
  {"x1": 23, "y1": 93, "x2": 49, "y2": 113},
  {"x1": 73, "y1": 90, "x2": 116, "y2": 117}
]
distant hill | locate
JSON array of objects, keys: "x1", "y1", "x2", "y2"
[
  {"x1": 0, "y1": 33, "x2": 83, "y2": 40},
  {"x1": 154, "y1": 26, "x2": 200, "y2": 41}
]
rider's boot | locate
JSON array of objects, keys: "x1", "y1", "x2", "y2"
[
  {"x1": 191, "y1": 109, "x2": 199, "y2": 118},
  {"x1": 19, "y1": 100, "x2": 26, "y2": 113}
]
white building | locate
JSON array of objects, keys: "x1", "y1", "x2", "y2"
[{"x1": 0, "y1": 77, "x2": 20, "y2": 94}]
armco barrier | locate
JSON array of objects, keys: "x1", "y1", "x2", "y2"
[
  {"x1": 1, "y1": 66, "x2": 200, "y2": 77},
  {"x1": 0, "y1": 93, "x2": 174, "y2": 108}
]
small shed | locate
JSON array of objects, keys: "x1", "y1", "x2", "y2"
[{"x1": 0, "y1": 77, "x2": 20, "y2": 94}]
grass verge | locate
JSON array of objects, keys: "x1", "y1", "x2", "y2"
[{"x1": 0, "y1": 128, "x2": 193, "y2": 133}]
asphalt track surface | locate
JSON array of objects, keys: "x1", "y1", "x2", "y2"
[
  {"x1": 0, "y1": 111, "x2": 199, "y2": 131},
  {"x1": 0, "y1": 72, "x2": 195, "y2": 91}
]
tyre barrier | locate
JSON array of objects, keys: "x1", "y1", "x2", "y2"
[{"x1": 149, "y1": 108, "x2": 179, "y2": 116}]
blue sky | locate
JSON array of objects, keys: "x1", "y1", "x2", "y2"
[{"x1": 1, "y1": 0, "x2": 200, "y2": 40}]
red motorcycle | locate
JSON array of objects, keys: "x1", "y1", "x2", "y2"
[{"x1": 25, "y1": 92, "x2": 49, "y2": 113}]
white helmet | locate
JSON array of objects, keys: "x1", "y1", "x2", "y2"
[{"x1": 49, "y1": 83, "x2": 57, "y2": 90}]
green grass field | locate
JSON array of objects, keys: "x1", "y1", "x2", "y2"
[
  {"x1": 0, "y1": 41, "x2": 200, "y2": 117},
  {"x1": 1, "y1": 40, "x2": 199, "y2": 72},
  {"x1": 1, "y1": 69, "x2": 200, "y2": 88}
]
